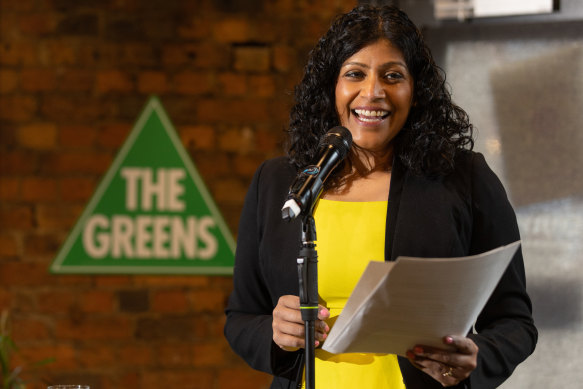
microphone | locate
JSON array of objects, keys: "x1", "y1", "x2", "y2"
[{"x1": 282, "y1": 126, "x2": 352, "y2": 221}]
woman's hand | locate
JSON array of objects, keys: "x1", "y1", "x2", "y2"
[
  {"x1": 272, "y1": 295, "x2": 330, "y2": 351},
  {"x1": 406, "y1": 335, "x2": 478, "y2": 387}
]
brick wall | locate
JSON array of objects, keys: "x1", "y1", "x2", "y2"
[{"x1": 0, "y1": 0, "x2": 357, "y2": 388}]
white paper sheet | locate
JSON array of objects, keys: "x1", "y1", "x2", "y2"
[{"x1": 322, "y1": 241, "x2": 521, "y2": 357}]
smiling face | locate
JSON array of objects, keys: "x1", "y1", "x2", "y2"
[{"x1": 335, "y1": 39, "x2": 414, "y2": 153}]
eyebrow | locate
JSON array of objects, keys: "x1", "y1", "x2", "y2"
[{"x1": 342, "y1": 61, "x2": 408, "y2": 69}]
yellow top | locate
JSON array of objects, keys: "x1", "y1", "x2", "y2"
[{"x1": 303, "y1": 199, "x2": 405, "y2": 389}]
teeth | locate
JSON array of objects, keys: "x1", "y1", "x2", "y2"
[{"x1": 354, "y1": 109, "x2": 389, "y2": 118}]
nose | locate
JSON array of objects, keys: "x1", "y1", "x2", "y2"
[{"x1": 361, "y1": 75, "x2": 385, "y2": 100}]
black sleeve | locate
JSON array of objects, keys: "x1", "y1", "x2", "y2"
[
  {"x1": 223, "y1": 161, "x2": 302, "y2": 379},
  {"x1": 466, "y1": 153, "x2": 538, "y2": 388}
]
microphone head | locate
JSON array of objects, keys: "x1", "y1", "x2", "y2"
[{"x1": 318, "y1": 126, "x2": 352, "y2": 159}]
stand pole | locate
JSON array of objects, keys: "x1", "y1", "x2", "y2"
[{"x1": 297, "y1": 215, "x2": 318, "y2": 389}]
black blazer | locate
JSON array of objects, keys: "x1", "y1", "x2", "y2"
[{"x1": 224, "y1": 152, "x2": 537, "y2": 389}]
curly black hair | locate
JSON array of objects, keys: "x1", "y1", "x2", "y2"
[{"x1": 286, "y1": 4, "x2": 474, "y2": 180}]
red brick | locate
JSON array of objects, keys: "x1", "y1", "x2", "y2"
[
  {"x1": 13, "y1": 343, "x2": 76, "y2": 370},
  {"x1": 0, "y1": 233, "x2": 20, "y2": 257},
  {"x1": 55, "y1": 316, "x2": 133, "y2": 340},
  {"x1": 197, "y1": 99, "x2": 270, "y2": 123},
  {"x1": 52, "y1": 274, "x2": 94, "y2": 287},
  {"x1": 138, "y1": 71, "x2": 168, "y2": 94},
  {"x1": 1, "y1": 0, "x2": 36, "y2": 12},
  {"x1": 59, "y1": 125, "x2": 98, "y2": 148},
  {"x1": 59, "y1": 177, "x2": 96, "y2": 202},
  {"x1": 133, "y1": 275, "x2": 210, "y2": 288},
  {"x1": 19, "y1": 13, "x2": 57, "y2": 35},
  {"x1": 41, "y1": 96, "x2": 102, "y2": 121},
  {"x1": 141, "y1": 370, "x2": 214, "y2": 389},
  {"x1": 249, "y1": 75, "x2": 276, "y2": 97},
  {"x1": 0, "y1": 151, "x2": 39, "y2": 174},
  {"x1": 96, "y1": 70, "x2": 134, "y2": 94},
  {"x1": 0, "y1": 289, "x2": 11, "y2": 308},
  {"x1": 193, "y1": 152, "x2": 230, "y2": 178},
  {"x1": 118, "y1": 344, "x2": 155, "y2": 367},
  {"x1": 0, "y1": 41, "x2": 37, "y2": 66},
  {"x1": 157, "y1": 343, "x2": 192, "y2": 367},
  {"x1": 21, "y1": 177, "x2": 58, "y2": 202},
  {"x1": 78, "y1": 290, "x2": 115, "y2": 313},
  {"x1": 36, "y1": 204, "x2": 83, "y2": 230},
  {"x1": 233, "y1": 155, "x2": 264, "y2": 177},
  {"x1": 273, "y1": 44, "x2": 295, "y2": 73},
  {"x1": 44, "y1": 39, "x2": 77, "y2": 66},
  {"x1": 162, "y1": 43, "x2": 229, "y2": 69},
  {"x1": 58, "y1": 69, "x2": 95, "y2": 91},
  {"x1": 256, "y1": 127, "x2": 282, "y2": 153},
  {"x1": 23, "y1": 232, "x2": 61, "y2": 258},
  {"x1": 219, "y1": 127, "x2": 254, "y2": 152},
  {"x1": 17, "y1": 122, "x2": 58, "y2": 150},
  {"x1": 173, "y1": 71, "x2": 213, "y2": 95},
  {"x1": 36, "y1": 290, "x2": 77, "y2": 314},
  {"x1": 212, "y1": 18, "x2": 252, "y2": 43},
  {"x1": 217, "y1": 367, "x2": 272, "y2": 389},
  {"x1": 0, "y1": 95, "x2": 37, "y2": 121},
  {"x1": 21, "y1": 68, "x2": 56, "y2": 91},
  {"x1": 211, "y1": 179, "x2": 247, "y2": 205},
  {"x1": 177, "y1": 17, "x2": 210, "y2": 40},
  {"x1": 234, "y1": 46, "x2": 271, "y2": 72},
  {"x1": 179, "y1": 125, "x2": 216, "y2": 151},
  {"x1": 192, "y1": 340, "x2": 227, "y2": 367},
  {"x1": 0, "y1": 262, "x2": 51, "y2": 286},
  {"x1": 0, "y1": 204, "x2": 34, "y2": 230},
  {"x1": 120, "y1": 43, "x2": 158, "y2": 67},
  {"x1": 42, "y1": 151, "x2": 112, "y2": 174},
  {"x1": 11, "y1": 317, "x2": 50, "y2": 342},
  {"x1": 151, "y1": 289, "x2": 189, "y2": 313},
  {"x1": 191, "y1": 289, "x2": 226, "y2": 313},
  {"x1": 217, "y1": 72, "x2": 247, "y2": 96},
  {"x1": 117, "y1": 372, "x2": 140, "y2": 389},
  {"x1": 98, "y1": 123, "x2": 131, "y2": 149},
  {"x1": 0, "y1": 177, "x2": 21, "y2": 201},
  {"x1": 0, "y1": 69, "x2": 19, "y2": 93},
  {"x1": 77, "y1": 343, "x2": 117, "y2": 368},
  {"x1": 94, "y1": 275, "x2": 133, "y2": 287},
  {"x1": 264, "y1": 0, "x2": 294, "y2": 13}
]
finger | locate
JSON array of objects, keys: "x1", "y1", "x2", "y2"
[
  {"x1": 273, "y1": 304, "x2": 303, "y2": 325},
  {"x1": 279, "y1": 295, "x2": 301, "y2": 309},
  {"x1": 274, "y1": 332, "x2": 304, "y2": 351},
  {"x1": 411, "y1": 345, "x2": 457, "y2": 366},
  {"x1": 407, "y1": 351, "x2": 459, "y2": 386},
  {"x1": 444, "y1": 335, "x2": 478, "y2": 355},
  {"x1": 317, "y1": 305, "x2": 330, "y2": 320}
]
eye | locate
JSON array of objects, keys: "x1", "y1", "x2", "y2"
[
  {"x1": 343, "y1": 70, "x2": 365, "y2": 80},
  {"x1": 384, "y1": 71, "x2": 404, "y2": 81}
]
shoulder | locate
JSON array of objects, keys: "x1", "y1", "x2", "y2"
[{"x1": 454, "y1": 151, "x2": 509, "y2": 200}]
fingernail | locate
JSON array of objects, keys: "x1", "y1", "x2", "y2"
[
  {"x1": 445, "y1": 336, "x2": 453, "y2": 344},
  {"x1": 414, "y1": 346, "x2": 423, "y2": 354},
  {"x1": 406, "y1": 350, "x2": 415, "y2": 359}
]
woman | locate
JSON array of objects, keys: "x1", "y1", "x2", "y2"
[{"x1": 224, "y1": 5, "x2": 537, "y2": 388}]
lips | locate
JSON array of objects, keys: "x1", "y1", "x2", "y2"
[{"x1": 353, "y1": 108, "x2": 390, "y2": 123}]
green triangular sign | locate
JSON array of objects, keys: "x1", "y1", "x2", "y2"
[{"x1": 51, "y1": 96, "x2": 235, "y2": 275}]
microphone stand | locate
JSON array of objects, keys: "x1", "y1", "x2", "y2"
[{"x1": 297, "y1": 214, "x2": 318, "y2": 389}]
